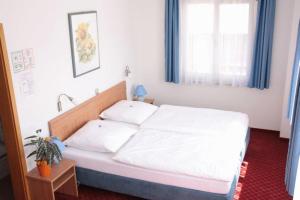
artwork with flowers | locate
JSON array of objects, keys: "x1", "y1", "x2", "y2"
[{"x1": 68, "y1": 11, "x2": 100, "y2": 77}]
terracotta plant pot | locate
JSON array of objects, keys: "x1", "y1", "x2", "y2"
[{"x1": 36, "y1": 161, "x2": 51, "y2": 177}]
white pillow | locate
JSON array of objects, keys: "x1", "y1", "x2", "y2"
[
  {"x1": 64, "y1": 120, "x2": 138, "y2": 153},
  {"x1": 100, "y1": 100, "x2": 158, "y2": 125}
]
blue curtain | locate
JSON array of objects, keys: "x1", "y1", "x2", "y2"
[
  {"x1": 286, "y1": 21, "x2": 300, "y2": 196},
  {"x1": 248, "y1": 0, "x2": 276, "y2": 89},
  {"x1": 165, "y1": 0, "x2": 179, "y2": 83},
  {"x1": 288, "y1": 22, "x2": 300, "y2": 122}
]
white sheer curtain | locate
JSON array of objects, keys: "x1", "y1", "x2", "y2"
[{"x1": 179, "y1": 0, "x2": 257, "y2": 86}]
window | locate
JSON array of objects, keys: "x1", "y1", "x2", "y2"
[{"x1": 180, "y1": 0, "x2": 257, "y2": 86}]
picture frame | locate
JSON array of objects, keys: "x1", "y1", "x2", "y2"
[{"x1": 68, "y1": 11, "x2": 100, "y2": 78}]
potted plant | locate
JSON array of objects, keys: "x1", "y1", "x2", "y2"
[{"x1": 25, "y1": 135, "x2": 63, "y2": 177}]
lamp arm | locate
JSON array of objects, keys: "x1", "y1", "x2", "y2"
[
  {"x1": 57, "y1": 93, "x2": 76, "y2": 112},
  {"x1": 57, "y1": 101, "x2": 62, "y2": 112}
]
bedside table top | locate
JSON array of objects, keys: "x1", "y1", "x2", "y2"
[
  {"x1": 143, "y1": 98, "x2": 154, "y2": 104},
  {"x1": 133, "y1": 97, "x2": 155, "y2": 104},
  {"x1": 27, "y1": 159, "x2": 76, "y2": 182}
]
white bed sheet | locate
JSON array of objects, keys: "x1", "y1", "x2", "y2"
[
  {"x1": 113, "y1": 129, "x2": 242, "y2": 182},
  {"x1": 63, "y1": 146, "x2": 237, "y2": 194},
  {"x1": 141, "y1": 105, "x2": 249, "y2": 140}
]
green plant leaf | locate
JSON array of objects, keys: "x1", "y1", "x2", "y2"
[
  {"x1": 25, "y1": 136, "x2": 63, "y2": 164},
  {"x1": 26, "y1": 150, "x2": 37, "y2": 158},
  {"x1": 24, "y1": 142, "x2": 38, "y2": 147},
  {"x1": 24, "y1": 135, "x2": 38, "y2": 140}
]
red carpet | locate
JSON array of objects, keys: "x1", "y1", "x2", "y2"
[
  {"x1": 56, "y1": 129, "x2": 292, "y2": 200},
  {"x1": 234, "y1": 129, "x2": 292, "y2": 200}
]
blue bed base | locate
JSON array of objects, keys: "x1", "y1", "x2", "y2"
[{"x1": 76, "y1": 128, "x2": 250, "y2": 200}]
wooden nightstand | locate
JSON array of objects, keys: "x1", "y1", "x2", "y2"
[
  {"x1": 133, "y1": 97, "x2": 155, "y2": 104},
  {"x1": 27, "y1": 159, "x2": 78, "y2": 200}
]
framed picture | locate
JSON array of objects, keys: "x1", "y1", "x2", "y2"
[{"x1": 68, "y1": 11, "x2": 100, "y2": 78}]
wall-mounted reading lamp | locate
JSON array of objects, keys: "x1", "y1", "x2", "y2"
[{"x1": 57, "y1": 93, "x2": 76, "y2": 112}]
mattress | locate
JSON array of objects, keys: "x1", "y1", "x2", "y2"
[{"x1": 63, "y1": 146, "x2": 237, "y2": 194}]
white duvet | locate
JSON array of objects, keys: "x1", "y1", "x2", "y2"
[
  {"x1": 141, "y1": 105, "x2": 249, "y2": 139},
  {"x1": 113, "y1": 129, "x2": 243, "y2": 182}
]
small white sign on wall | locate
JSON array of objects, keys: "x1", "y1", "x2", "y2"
[
  {"x1": 22, "y1": 48, "x2": 35, "y2": 69},
  {"x1": 11, "y1": 48, "x2": 35, "y2": 73},
  {"x1": 17, "y1": 72, "x2": 35, "y2": 96},
  {"x1": 11, "y1": 50, "x2": 25, "y2": 73},
  {"x1": 11, "y1": 48, "x2": 36, "y2": 96}
]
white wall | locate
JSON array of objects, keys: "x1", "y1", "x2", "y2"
[
  {"x1": 130, "y1": 0, "x2": 295, "y2": 132},
  {"x1": 280, "y1": 0, "x2": 300, "y2": 138},
  {"x1": 0, "y1": 0, "x2": 137, "y2": 169}
]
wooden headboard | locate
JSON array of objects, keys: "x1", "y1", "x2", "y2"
[{"x1": 49, "y1": 81, "x2": 127, "y2": 141}]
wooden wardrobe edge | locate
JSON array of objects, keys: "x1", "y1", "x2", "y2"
[{"x1": 0, "y1": 23, "x2": 30, "y2": 200}]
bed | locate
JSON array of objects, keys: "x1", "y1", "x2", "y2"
[{"x1": 49, "y1": 81, "x2": 250, "y2": 200}]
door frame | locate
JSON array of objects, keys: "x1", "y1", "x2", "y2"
[{"x1": 0, "y1": 23, "x2": 30, "y2": 200}]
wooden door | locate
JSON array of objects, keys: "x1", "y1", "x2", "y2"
[{"x1": 0, "y1": 23, "x2": 30, "y2": 200}]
